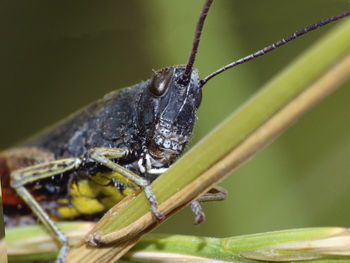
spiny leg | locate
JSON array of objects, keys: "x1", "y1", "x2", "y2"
[
  {"x1": 142, "y1": 159, "x2": 227, "y2": 224},
  {"x1": 16, "y1": 186, "x2": 69, "y2": 263},
  {"x1": 10, "y1": 158, "x2": 82, "y2": 263},
  {"x1": 88, "y1": 147, "x2": 164, "y2": 220},
  {"x1": 191, "y1": 186, "x2": 227, "y2": 224}
]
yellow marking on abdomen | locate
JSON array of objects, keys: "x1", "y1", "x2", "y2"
[{"x1": 57, "y1": 171, "x2": 137, "y2": 219}]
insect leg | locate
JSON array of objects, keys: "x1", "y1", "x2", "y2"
[
  {"x1": 196, "y1": 186, "x2": 227, "y2": 202},
  {"x1": 88, "y1": 147, "x2": 164, "y2": 220},
  {"x1": 190, "y1": 201, "x2": 205, "y2": 225},
  {"x1": 10, "y1": 158, "x2": 82, "y2": 263},
  {"x1": 191, "y1": 186, "x2": 227, "y2": 224}
]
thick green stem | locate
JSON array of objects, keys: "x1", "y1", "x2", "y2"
[
  {"x1": 6, "y1": 224, "x2": 350, "y2": 262},
  {"x1": 65, "y1": 17, "x2": 350, "y2": 263},
  {"x1": 100, "y1": 19, "x2": 350, "y2": 234}
]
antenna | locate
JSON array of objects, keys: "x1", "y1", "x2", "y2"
[
  {"x1": 200, "y1": 10, "x2": 350, "y2": 87},
  {"x1": 179, "y1": 0, "x2": 214, "y2": 85}
]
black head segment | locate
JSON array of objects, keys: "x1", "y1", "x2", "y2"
[{"x1": 139, "y1": 66, "x2": 201, "y2": 166}]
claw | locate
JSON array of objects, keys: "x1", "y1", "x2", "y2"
[
  {"x1": 86, "y1": 231, "x2": 102, "y2": 247},
  {"x1": 154, "y1": 211, "x2": 165, "y2": 221}
]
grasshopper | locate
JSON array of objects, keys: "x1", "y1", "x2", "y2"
[{"x1": 1, "y1": 0, "x2": 350, "y2": 262}]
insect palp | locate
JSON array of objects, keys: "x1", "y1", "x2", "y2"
[
  {"x1": 179, "y1": 0, "x2": 214, "y2": 86},
  {"x1": 200, "y1": 10, "x2": 350, "y2": 86},
  {"x1": 137, "y1": 158, "x2": 146, "y2": 173}
]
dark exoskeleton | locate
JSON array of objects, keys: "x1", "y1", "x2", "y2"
[
  {"x1": 1, "y1": 66, "x2": 210, "y2": 262},
  {"x1": 1, "y1": 0, "x2": 349, "y2": 262}
]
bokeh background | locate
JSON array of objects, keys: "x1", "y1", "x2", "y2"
[{"x1": 1, "y1": 0, "x2": 350, "y2": 241}]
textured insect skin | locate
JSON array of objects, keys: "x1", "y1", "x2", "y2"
[
  {"x1": 2, "y1": 2, "x2": 349, "y2": 262},
  {"x1": 29, "y1": 67, "x2": 200, "y2": 163},
  {"x1": 1, "y1": 65, "x2": 202, "y2": 222}
]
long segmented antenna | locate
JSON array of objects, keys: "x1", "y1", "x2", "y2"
[
  {"x1": 200, "y1": 10, "x2": 350, "y2": 87},
  {"x1": 179, "y1": 0, "x2": 214, "y2": 85}
]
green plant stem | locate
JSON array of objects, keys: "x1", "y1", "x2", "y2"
[
  {"x1": 127, "y1": 227, "x2": 350, "y2": 262},
  {"x1": 103, "y1": 18, "x2": 350, "y2": 234},
  {"x1": 5, "y1": 222, "x2": 94, "y2": 262},
  {"x1": 65, "y1": 18, "x2": 350, "y2": 263},
  {"x1": 6, "y1": 223, "x2": 350, "y2": 262}
]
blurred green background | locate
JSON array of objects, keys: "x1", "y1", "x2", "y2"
[{"x1": 1, "y1": 0, "x2": 350, "y2": 242}]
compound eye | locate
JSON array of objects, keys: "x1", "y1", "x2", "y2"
[{"x1": 149, "y1": 67, "x2": 174, "y2": 97}]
